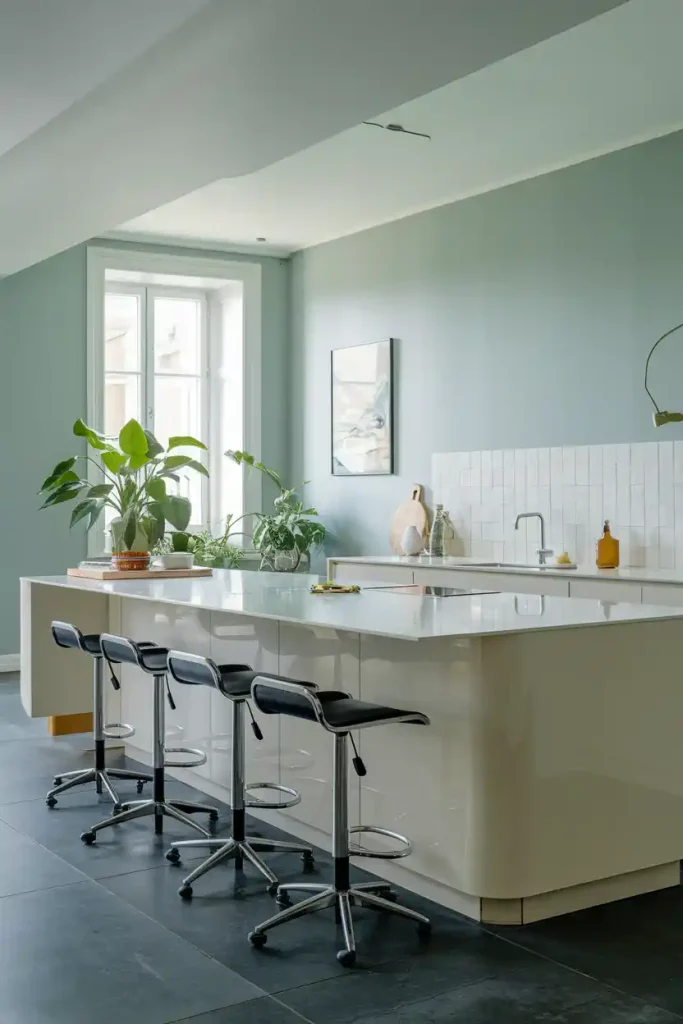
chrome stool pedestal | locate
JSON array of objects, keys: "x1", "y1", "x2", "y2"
[
  {"x1": 246, "y1": 679, "x2": 431, "y2": 966},
  {"x1": 80, "y1": 635, "x2": 217, "y2": 845},
  {"x1": 162, "y1": 654, "x2": 314, "y2": 897},
  {"x1": 47, "y1": 621, "x2": 152, "y2": 809}
]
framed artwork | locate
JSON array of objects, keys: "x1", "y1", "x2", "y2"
[{"x1": 331, "y1": 339, "x2": 394, "y2": 476}]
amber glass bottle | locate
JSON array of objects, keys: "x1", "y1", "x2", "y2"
[{"x1": 596, "y1": 520, "x2": 619, "y2": 569}]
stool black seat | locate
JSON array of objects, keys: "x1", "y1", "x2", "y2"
[
  {"x1": 164, "y1": 652, "x2": 314, "y2": 897},
  {"x1": 47, "y1": 621, "x2": 153, "y2": 809},
  {"x1": 247, "y1": 677, "x2": 431, "y2": 966},
  {"x1": 80, "y1": 634, "x2": 217, "y2": 845}
]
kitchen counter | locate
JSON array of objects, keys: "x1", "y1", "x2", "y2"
[
  {"x1": 19, "y1": 570, "x2": 683, "y2": 927},
  {"x1": 329, "y1": 553, "x2": 683, "y2": 586},
  {"x1": 22, "y1": 570, "x2": 683, "y2": 641}
]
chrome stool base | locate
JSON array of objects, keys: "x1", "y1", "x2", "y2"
[
  {"x1": 167, "y1": 834, "x2": 314, "y2": 897},
  {"x1": 81, "y1": 797, "x2": 218, "y2": 844},
  {"x1": 249, "y1": 881, "x2": 430, "y2": 966},
  {"x1": 47, "y1": 766, "x2": 152, "y2": 809}
]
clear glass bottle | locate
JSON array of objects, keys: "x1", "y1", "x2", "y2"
[{"x1": 429, "y1": 504, "x2": 446, "y2": 557}]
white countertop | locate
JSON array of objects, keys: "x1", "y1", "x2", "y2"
[
  {"x1": 23, "y1": 570, "x2": 683, "y2": 642},
  {"x1": 329, "y1": 554, "x2": 683, "y2": 587}
]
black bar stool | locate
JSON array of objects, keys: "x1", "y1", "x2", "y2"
[
  {"x1": 47, "y1": 621, "x2": 152, "y2": 808},
  {"x1": 247, "y1": 677, "x2": 431, "y2": 966},
  {"x1": 80, "y1": 634, "x2": 218, "y2": 844},
  {"x1": 164, "y1": 652, "x2": 315, "y2": 897}
]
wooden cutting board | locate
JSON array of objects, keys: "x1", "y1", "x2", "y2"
[
  {"x1": 389, "y1": 485, "x2": 429, "y2": 554},
  {"x1": 67, "y1": 566, "x2": 213, "y2": 580}
]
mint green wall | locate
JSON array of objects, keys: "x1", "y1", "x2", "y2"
[
  {"x1": 0, "y1": 239, "x2": 289, "y2": 656},
  {"x1": 290, "y1": 130, "x2": 683, "y2": 558}
]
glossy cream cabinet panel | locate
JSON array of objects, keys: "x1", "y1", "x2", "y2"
[
  {"x1": 359, "y1": 633, "x2": 481, "y2": 892},
  {"x1": 208, "y1": 613, "x2": 279, "y2": 800},
  {"x1": 120, "y1": 601, "x2": 213, "y2": 778},
  {"x1": 278, "y1": 624, "x2": 360, "y2": 837}
]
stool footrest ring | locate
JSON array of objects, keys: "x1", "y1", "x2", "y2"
[
  {"x1": 245, "y1": 782, "x2": 302, "y2": 810},
  {"x1": 164, "y1": 746, "x2": 208, "y2": 769},
  {"x1": 348, "y1": 825, "x2": 413, "y2": 860},
  {"x1": 102, "y1": 722, "x2": 135, "y2": 740}
]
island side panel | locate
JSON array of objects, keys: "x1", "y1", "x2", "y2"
[
  {"x1": 20, "y1": 580, "x2": 110, "y2": 718},
  {"x1": 478, "y1": 618, "x2": 683, "y2": 901},
  {"x1": 278, "y1": 624, "x2": 361, "y2": 840}
]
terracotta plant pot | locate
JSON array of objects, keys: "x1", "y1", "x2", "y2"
[{"x1": 111, "y1": 551, "x2": 151, "y2": 572}]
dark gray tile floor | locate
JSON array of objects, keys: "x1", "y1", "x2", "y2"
[{"x1": 0, "y1": 675, "x2": 682, "y2": 1023}]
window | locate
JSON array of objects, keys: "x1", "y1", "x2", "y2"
[{"x1": 87, "y1": 248, "x2": 262, "y2": 555}]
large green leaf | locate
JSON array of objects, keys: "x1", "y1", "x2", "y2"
[
  {"x1": 141, "y1": 512, "x2": 164, "y2": 548},
  {"x1": 39, "y1": 482, "x2": 85, "y2": 510},
  {"x1": 162, "y1": 455, "x2": 193, "y2": 470},
  {"x1": 162, "y1": 495, "x2": 191, "y2": 531},
  {"x1": 73, "y1": 419, "x2": 108, "y2": 450},
  {"x1": 50, "y1": 469, "x2": 81, "y2": 490},
  {"x1": 39, "y1": 457, "x2": 77, "y2": 493},
  {"x1": 143, "y1": 430, "x2": 164, "y2": 459},
  {"x1": 184, "y1": 459, "x2": 209, "y2": 478},
  {"x1": 101, "y1": 450, "x2": 127, "y2": 474},
  {"x1": 86, "y1": 483, "x2": 113, "y2": 499},
  {"x1": 87, "y1": 500, "x2": 105, "y2": 531},
  {"x1": 128, "y1": 451, "x2": 150, "y2": 471},
  {"x1": 119, "y1": 419, "x2": 148, "y2": 457},
  {"x1": 70, "y1": 498, "x2": 98, "y2": 528},
  {"x1": 123, "y1": 510, "x2": 138, "y2": 550},
  {"x1": 145, "y1": 477, "x2": 166, "y2": 502},
  {"x1": 168, "y1": 435, "x2": 207, "y2": 451}
]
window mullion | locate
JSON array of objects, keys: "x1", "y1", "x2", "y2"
[{"x1": 143, "y1": 286, "x2": 154, "y2": 433}]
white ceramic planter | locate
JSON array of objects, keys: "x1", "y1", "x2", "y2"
[{"x1": 157, "y1": 552, "x2": 195, "y2": 570}]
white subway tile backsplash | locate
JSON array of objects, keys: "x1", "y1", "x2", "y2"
[{"x1": 433, "y1": 440, "x2": 683, "y2": 569}]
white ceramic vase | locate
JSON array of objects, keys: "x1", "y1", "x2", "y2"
[{"x1": 401, "y1": 525, "x2": 424, "y2": 556}]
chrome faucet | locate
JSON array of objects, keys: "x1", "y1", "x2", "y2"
[{"x1": 515, "y1": 512, "x2": 553, "y2": 565}]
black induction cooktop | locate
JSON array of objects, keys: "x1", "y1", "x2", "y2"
[{"x1": 365, "y1": 585, "x2": 498, "y2": 597}]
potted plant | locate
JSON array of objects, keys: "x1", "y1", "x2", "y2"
[
  {"x1": 40, "y1": 418, "x2": 208, "y2": 570},
  {"x1": 157, "y1": 530, "x2": 195, "y2": 571},
  {"x1": 226, "y1": 451, "x2": 326, "y2": 572}
]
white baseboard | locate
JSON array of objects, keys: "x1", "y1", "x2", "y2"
[{"x1": 0, "y1": 654, "x2": 20, "y2": 673}]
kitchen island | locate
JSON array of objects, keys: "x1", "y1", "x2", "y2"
[{"x1": 20, "y1": 570, "x2": 683, "y2": 924}]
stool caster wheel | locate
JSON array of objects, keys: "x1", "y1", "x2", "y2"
[
  {"x1": 417, "y1": 921, "x2": 431, "y2": 937},
  {"x1": 302, "y1": 851, "x2": 315, "y2": 869},
  {"x1": 81, "y1": 831, "x2": 96, "y2": 845},
  {"x1": 209, "y1": 810, "x2": 219, "y2": 822},
  {"x1": 266, "y1": 882, "x2": 279, "y2": 896},
  {"x1": 112, "y1": 803, "x2": 123, "y2": 815},
  {"x1": 53, "y1": 777, "x2": 62, "y2": 786},
  {"x1": 249, "y1": 931, "x2": 267, "y2": 949},
  {"x1": 337, "y1": 949, "x2": 356, "y2": 967},
  {"x1": 275, "y1": 892, "x2": 291, "y2": 907},
  {"x1": 166, "y1": 848, "x2": 181, "y2": 864},
  {"x1": 178, "y1": 884, "x2": 193, "y2": 900},
  {"x1": 385, "y1": 890, "x2": 397, "y2": 902},
  {"x1": 46, "y1": 797, "x2": 57, "y2": 808},
  {"x1": 136, "y1": 781, "x2": 145, "y2": 794}
]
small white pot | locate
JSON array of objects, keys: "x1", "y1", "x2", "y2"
[
  {"x1": 157, "y1": 552, "x2": 195, "y2": 570},
  {"x1": 401, "y1": 525, "x2": 424, "y2": 556}
]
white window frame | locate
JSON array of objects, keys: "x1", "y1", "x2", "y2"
[{"x1": 86, "y1": 245, "x2": 262, "y2": 556}]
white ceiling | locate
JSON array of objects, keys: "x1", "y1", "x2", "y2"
[
  {"x1": 0, "y1": 0, "x2": 626, "y2": 277},
  {"x1": 118, "y1": 0, "x2": 683, "y2": 255},
  {"x1": 0, "y1": 0, "x2": 210, "y2": 158}
]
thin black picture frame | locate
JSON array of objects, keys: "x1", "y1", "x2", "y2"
[{"x1": 330, "y1": 338, "x2": 395, "y2": 476}]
